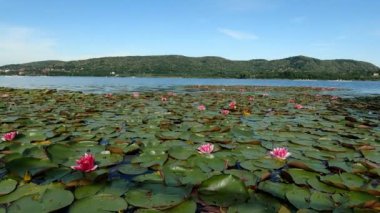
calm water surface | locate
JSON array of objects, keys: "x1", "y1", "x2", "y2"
[{"x1": 0, "y1": 76, "x2": 379, "y2": 97}]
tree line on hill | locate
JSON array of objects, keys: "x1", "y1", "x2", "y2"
[{"x1": 0, "y1": 55, "x2": 379, "y2": 80}]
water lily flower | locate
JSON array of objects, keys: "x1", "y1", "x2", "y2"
[
  {"x1": 198, "y1": 143, "x2": 214, "y2": 154},
  {"x1": 294, "y1": 104, "x2": 303, "y2": 109},
  {"x1": 229, "y1": 101, "x2": 237, "y2": 110},
  {"x1": 288, "y1": 99, "x2": 295, "y2": 103},
  {"x1": 330, "y1": 96, "x2": 338, "y2": 100},
  {"x1": 104, "y1": 93, "x2": 113, "y2": 98},
  {"x1": 243, "y1": 109, "x2": 251, "y2": 116},
  {"x1": 132, "y1": 92, "x2": 140, "y2": 98},
  {"x1": 161, "y1": 96, "x2": 168, "y2": 102},
  {"x1": 198, "y1": 104, "x2": 206, "y2": 111},
  {"x1": 262, "y1": 93, "x2": 269, "y2": 97},
  {"x1": 71, "y1": 153, "x2": 98, "y2": 172},
  {"x1": 1, "y1": 131, "x2": 18, "y2": 141},
  {"x1": 248, "y1": 96, "x2": 254, "y2": 101},
  {"x1": 167, "y1": 91, "x2": 176, "y2": 96},
  {"x1": 269, "y1": 147, "x2": 291, "y2": 160},
  {"x1": 220, "y1": 109, "x2": 230, "y2": 115}
]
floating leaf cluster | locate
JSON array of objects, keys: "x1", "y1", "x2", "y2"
[{"x1": 0, "y1": 86, "x2": 379, "y2": 212}]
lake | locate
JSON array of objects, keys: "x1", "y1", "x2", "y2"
[{"x1": 0, "y1": 76, "x2": 379, "y2": 96}]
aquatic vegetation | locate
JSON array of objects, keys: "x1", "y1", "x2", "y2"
[
  {"x1": 1, "y1": 131, "x2": 18, "y2": 141},
  {"x1": 0, "y1": 86, "x2": 379, "y2": 212},
  {"x1": 198, "y1": 143, "x2": 214, "y2": 154},
  {"x1": 71, "y1": 153, "x2": 98, "y2": 172},
  {"x1": 269, "y1": 147, "x2": 291, "y2": 160}
]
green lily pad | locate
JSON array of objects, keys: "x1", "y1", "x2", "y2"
[
  {"x1": 166, "y1": 200, "x2": 197, "y2": 213},
  {"x1": 75, "y1": 184, "x2": 105, "y2": 199},
  {"x1": 99, "y1": 179, "x2": 132, "y2": 196},
  {"x1": 168, "y1": 146, "x2": 195, "y2": 160},
  {"x1": 131, "y1": 147, "x2": 168, "y2": 167},
  {"x1": 41, "y1": 188, "x2": 74, "y2": 212},
  {"x1": 198, "y1": 174, "x2": 249, "y2": 207},
  {"x1": 25, "y1": 130, "x2": 48, "y2": 142},
  {"x1": 7, "y1": 195, "x2": 45, "y2": 213},
  {"x1": 309, "y1": 191, "x2": 334, "y2": 211},
  {"x1": 0, "y1": 183, "x2": 47, "y2": 204},
  {"x1": 285, "y1": 168, "x2": 318, "y2": 185},
  {"x1": 258, "y1": 181, "x2": 290, "y2": 200},
  {"x1": 5, "y1": 157, "x2": 58, "y2": 177},
  {"x1": 224, "y1": 169, "x2": 259, "y2": 186},
  {"x1": 70, "y1": 193, "x2": 128, "y2": 213},
  {"x1": 0, "y1": 179, "x2": 17, "y2": 196},
  {"x1": 285, "y1": 185, "x2": 310, "y2": 209},
  {"x1": 228, "y1": 192, "x2": 288, "y2": 213},
  {"x1": 118, "y1": 163, "x2": 148, "y2": 175},
  {"x1": 125, "y1": 184, "x2": 191, "y2": 210},
  {"x1": 361, "y1": 150, "x2": 380, "y2": 164}
]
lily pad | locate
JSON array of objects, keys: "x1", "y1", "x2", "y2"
[
  {"x1": 70, "y1": 193, "x2": 128, "y2": 213},
  {"x1": 125, "y1": 184, "x2": 191, "y2": 209},
  {"x1": 5, "y1": 157, "x2": 57, "y2": 177},
  {"x1": 0, "y1": 179, "x2": 17, "y2": 196},
  {"x1": 198, "y1": 174, "x2": 249, "y2": 207}
]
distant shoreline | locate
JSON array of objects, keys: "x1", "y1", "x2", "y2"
[{"x1": 0, "y1": 55, "x2": 379, "y2": 80}]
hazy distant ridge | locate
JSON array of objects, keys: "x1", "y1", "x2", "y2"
[{"x1": 0, "y1": 55, "x2": 379, "y2": 80}]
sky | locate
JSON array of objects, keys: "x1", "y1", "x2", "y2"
[{"x1": 0, "y1": 0, "x2": 379, "y2": 66}]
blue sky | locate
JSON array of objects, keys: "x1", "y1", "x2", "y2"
[{"x1": 0, "y1": 0, "x2": 379, "y2": 66}]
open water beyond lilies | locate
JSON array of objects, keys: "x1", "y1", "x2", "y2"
[{"x1": 0, "y1": 85, "x2": 379, "y2": 212}]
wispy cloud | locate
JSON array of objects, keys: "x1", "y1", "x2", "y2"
[
  {"x1": 0, "y1": 25, "x2": 57, "y2": 65},
  {"x1": 218, "y1": 28, "x2": 258, "y2": 40}
]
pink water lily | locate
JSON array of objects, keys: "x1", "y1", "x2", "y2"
[
  {"x1": 294, "y1": 104, "x2": 303, "y2": 109},
  {"x1": 198, "y1": 143, "x2": 214, "y2": 154},
  {"x1": 269, "y1": 147, "x2": 291, "y2": 160},
  {"x1": 288, "y1": 99, "x2": 295, "y2": 103},
  {"x1": 71, "y1": 153, "x2": 98, "y2": 172},
  {"x1": 167, "y1": 91, "x2": 176, "y2": 96},
  {"x1": 229, "y1": 101, "x2": 237, "y2": 110},
  {"x1": 132, "y1": 92, "x2": 140, "y2": 98},
  {"x1": 104, "y1": 93, "x2": 113, "y2": 98},
  {"x1": 248, "y1": 96, "x2": 255, "y2": 101},
  {"x1": 1, "y1": 131, "x2": 18, "y2": 141},
  {"x1": 220, "y1": 109, "x2": 230, "y2": 115},
  {"x1": 161, "y1": 96, "x2": 168, "y2": 102},
  {"x1": 198, "y1": 104, "x2": 206, "y2": 111}
]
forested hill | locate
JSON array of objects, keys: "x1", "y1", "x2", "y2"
[{"x1": 1, "y1": 55, "x2": 379, "y2": 80}]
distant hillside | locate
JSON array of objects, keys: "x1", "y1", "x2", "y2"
[{"x1": 0, "y1": 55, "x2": 379, "y2": 80}]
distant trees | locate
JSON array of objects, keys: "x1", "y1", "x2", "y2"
[{"x1": 0, "y1": 55, "x2": 379, "y2": 80}]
